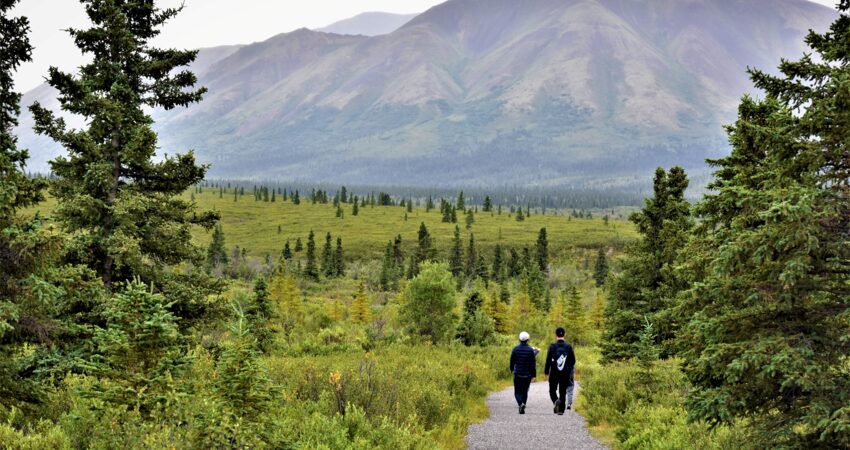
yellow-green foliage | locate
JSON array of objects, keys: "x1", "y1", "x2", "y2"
[
  {"x1": 270, "y1": 270, "x2": 304, "y2": 321},
  {"x1": 578, "y1": 348, "x2": 747, "y2": 449},
  {"x1": 349, "y1": 281, "x2": 372, "y2": 324}
]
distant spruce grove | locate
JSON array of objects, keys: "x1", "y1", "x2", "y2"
[
  {"x1": 202, "y1": 183, "x2": 608, "y2": 300},
  {"x1": 2, "y1": 0, "x2": 850, "y2": 449}
]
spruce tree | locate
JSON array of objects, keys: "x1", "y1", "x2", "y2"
[
  {"x1": 535, "y1": 227, "x2": 549, "y2": 273},
  {"x1": 30, "y1": 0, "x2": 217, "y2": 291},
  {"x1": 349, "y1": 282, "x2": 371, "y2": 324},
  {"x1": 333, "y1": 236, "x2": 344, "y2": 277},
  {"x1": 465, "y1": 209, "x2": 474, "y2": 230},
  {"x1": 352, "y1": 197, "x2": 359, "y2": 216},
  {"x1": 206, "y1": 223, "x2": 228, "y2": 269},
  {"x1": 456, "y1": 191, "x2": 465, "y2": 211},
  {"x1": 507, "y1": 248, "x2": 521, "y2": 278},
  {"x1": 449, "y1": 225, "x2": 464, "y2": 277},
  {"x1": 465, "y1": 233, "x2": 477, "y2": 278},
  {"x1": 304, "y1": 231, "x2": 318, "y2": 280},
  {"x1": 676, "y1": 6, "x2": 850, "y2": 445},
  {"x1": 282, "y1": 240, "x2": 292, "y2": 260},
  {"x1": 483, "y1": 196, "x2": 492, "y2": 212},
  {"x1": 409, "y1": 222, "x2": 435, "y2": 278},
  {"x1": 515, "y1": 208, "x2": 525, "y2": 221},
  {"x1": 321, "y1": 232, "x2": 334, "y2": 277},
  {"x1": 491, "y1": 243, "x2": 504, "y2": 281},
  {"x1": 593, "y1": 247, "x2": 609, "y2": 287},
  {"x1": 379, "y1": 241, "x2": 395, "y2": 291},
  {"x1": 426, "y1": 196, "x2": 434, "y2": 212},
  {"x1": 601, "y1": 167, "x2": 691, "y2": 361}
]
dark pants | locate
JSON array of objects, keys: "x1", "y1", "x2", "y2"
[
  {"x1": 513, "y1": 375, "x2": 532, "y2": 406},
  {"x1": 549, "y1": 369, "x2": 574, "y2": 410}
]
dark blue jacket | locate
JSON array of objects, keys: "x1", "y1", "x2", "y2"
[{"x1": 510, "y1": 342, "x2": 537, "y2": 378}]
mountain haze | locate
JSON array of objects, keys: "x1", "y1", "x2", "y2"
[
  {"x1": 317, "y1": 12, "x2": 419, "y2": 36},
  {"x1": 17, "y1": 0, "x2": 837, "y2": 187}
]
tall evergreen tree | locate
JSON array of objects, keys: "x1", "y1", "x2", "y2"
[
  {"x1": 30, "y1": 0, "x2": 217, "y2": 291},
  {"x1": 206, "y1": 223, "x2": 228, "y2": 269},
  {"x1": 321, "y1": 232, "x2": 334, "y2": 277},
  {"x1": 593, "y1": 248, "x2": 609, "y2": 287},
  {"x1": 282, "y1": 240, "x2": 292, "y2": 260},
  {"x1": 677, "y1": 7, "x2": 850, "y2": 445},
  {"x1": 491, "y1": 243, "x2": 504, "y2": 281},
  {"x1": 449, "y1": 225, "x2": 464, "y2": 277},
  {"x1": 465, "y1": 209, "x2": 474, "y2": 230},
  {"x1": 465, "y1": 233, "x2": 477, "y2": 278},
  {"x1": 456, "y1": 191, "x2": 465, "y2": 211},
  {"x1": 333, "y1": 236, "x2": 344, "y2": 277},
  {"x1": 304, "y1": 230, "x2": 318, "y2": 281},
  {"x1": 483, "y1": 196, "x2": 492, "y2": 212},
  {"x1": 535, "y1": 228, "x2": 549, "y2": 273},
  {"x1": 601, "y1": 167, "x2": 692, "y2": 361}
]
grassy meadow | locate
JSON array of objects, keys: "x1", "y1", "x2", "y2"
[{"x1": 26, "y1": 188, "x2": 637, "y2": 262}]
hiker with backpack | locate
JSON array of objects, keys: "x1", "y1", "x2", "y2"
[
  {"x1": 509, "y1": 331, "x2": 539, "y2": 414},
  {"x1": 544, "y1": 327, "x2": 576, "y2": 414}
]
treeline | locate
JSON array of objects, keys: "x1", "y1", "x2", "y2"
[
  {"x1": 197, "y1": 179, "x2": 647, "y2": 209},
  {"x1": 598, "y1": 7, "x2": 850, "y2": 447},
  {"x1": 194, "y1": 181, "x2": 616, "y2": 222}
]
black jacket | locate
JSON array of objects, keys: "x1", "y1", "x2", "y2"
[
  {"x1": 544, "y1": 340, "x2": 576, "y2": 376},
  {"x1": 510, "y1": 342, "x2": 537, "y2": 378}
]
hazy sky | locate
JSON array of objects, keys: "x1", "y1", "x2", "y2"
[
  {"x1": 11, "y1": 0, "x2": 444, "y2": 91},
  {"x1": 10, "y1": 0, "x2": 840, "y2": 92}
]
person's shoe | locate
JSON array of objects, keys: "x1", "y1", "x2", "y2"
[
  {"x1": 519, "y1": 403, "x2": 526, "y2": 414},
  {"x1": 567, "y1": 403, "x2": 572, "y2": 411},
  {"x1": 553, "y1": 399, "x2": 560, "y2": 414}
]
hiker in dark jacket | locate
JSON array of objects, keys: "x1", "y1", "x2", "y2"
[
  {"x1": 544, "y1": 327, "x2": 576, "y2": 414},
  {"x1": 509, "y1": 331, "x2": 539, "y2": 414}
]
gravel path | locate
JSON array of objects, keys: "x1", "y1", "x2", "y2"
[{"x1": 467, "y1": 381, "x2": 607, "y2": 450}]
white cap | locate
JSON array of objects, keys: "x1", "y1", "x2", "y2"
[{"x1": 519, "y1": 331, "x2": 530, "y2": 342}]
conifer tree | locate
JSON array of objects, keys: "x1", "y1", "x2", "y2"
[
  {"x1": 321, "y1": 232, "x2": 334, "y2": 277},
  {"x1": 456, "y1": 191, "x2": 465, "y2": 211},
  {"x1": 30, "y1": 0, "x2": 217, "y2": 291},
  {"x1": 349, "y1": 282, "x2": 371, "y2": 324},
  {"x1": 379, "y1": 241, "x2": 395, "y2": 291},
  {"x1": 507, "y1": 248, "x2": 521, "y2": 278},
  {"x1": 426, "y1": 196, "x2": 434, "y2": 212},
  {"x1": 590, "y1": 290, "x2": 605, "y2": 331},
  {"x1": 450, "y1": 206, "x2": 458, "y2": 223},
  {"x1": 465, "y1": 233, "x2": 477, "y2": 278},
  {"x1": 515, "y1": 207, "x2": 525, "y2": 221},
  {"x1": 269, "y1": 270, "x2": 304, "y2": 327},
  {"x1": 206, "y1": 223, "x2": 229, "y2": 269},
  {"x1": 406, "y1": 199, "x2": 413, "y2": 213},
  {"x1": 333, "y1": 237, "x2": 344, "y2": 277},
  {"x1": 676, "y1": 7, "x2": 850, "y2": 444},
  {"x1": 565, "y1": 286, "x2": 589, "y2": 344},
  {"x1": 491, "y1": 244, "x2": 504, "y2": 281},
  {"x1": 465, "y1": 209, "x2": 474, "y2": 230},
  {"x1": 483, "y1": 196, "x2": 492, "y2": 212},
  {"x1": 602, "y1": 167, "x2": 691, "y2": 361},
  {"x1": 248, "y1": 277, "x2": 273, "y2": 352},
  {"x1": 304, "y1": 231, "x2": 318, "y2": 280},
  {"x1": 593, "y1": 247, "x2": 609, "y2": 287},
  {"x1": 409, "y1": 222, "x2": 435, "y2": 278},
  {"x1": 352, "y1": 197, "x2": 359, "y2": 216},
  {"x1": 449, "y1": 225, "x2": 464, "y2": 277},
  {"x1": 536, "y1": 228, "x2": 549, "y2": 273}
]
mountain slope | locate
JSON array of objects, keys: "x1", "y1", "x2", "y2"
[
  {"x1": 317, "y1": 12, "x2": 418, "y2": 36},
  {"x1": 17, "y1": 0, "x2": 838, "y2": 187}
]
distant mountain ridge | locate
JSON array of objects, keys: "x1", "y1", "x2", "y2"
[
  {"x1": 317, "y1": 12, "x2": 418, "y2": 36},
  {"x1": 16, "y1": 0, "x2": 838, "y2": 188}
]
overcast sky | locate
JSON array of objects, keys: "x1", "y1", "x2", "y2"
[{"x1": 10, "y1": 0, "x2": 840, "y2": 92}]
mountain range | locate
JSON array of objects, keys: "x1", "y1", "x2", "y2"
[{"x1": 16, "y1": 0, "x2": 838, "y2": 188}]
